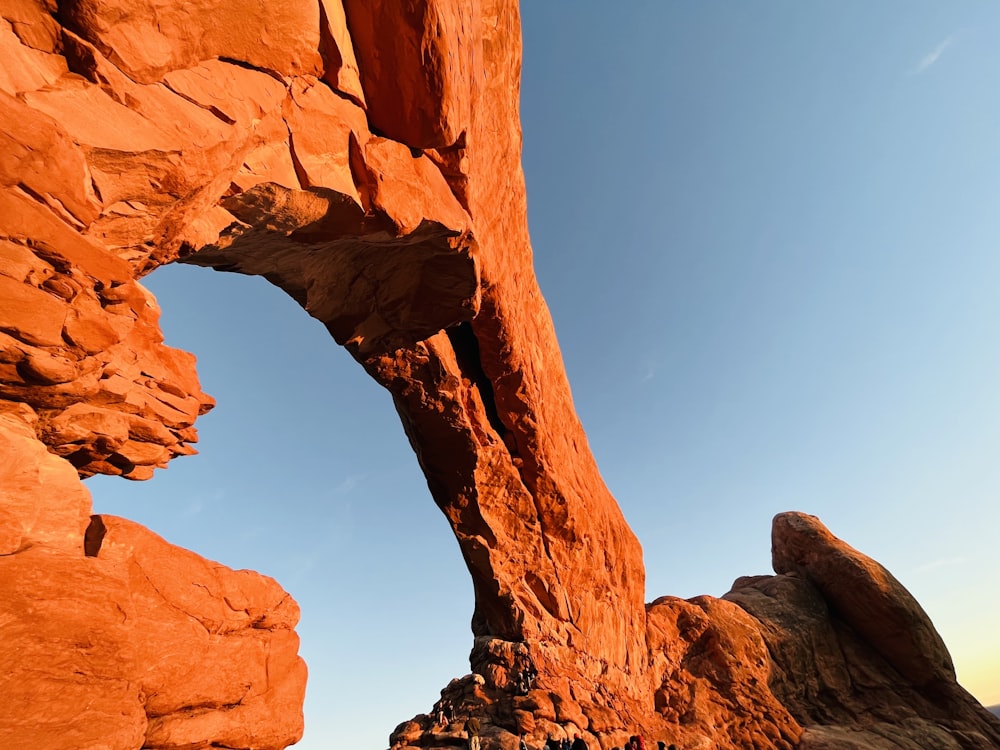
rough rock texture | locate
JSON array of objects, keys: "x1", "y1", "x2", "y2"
[
  {"x1": 2, "y1": 2, "x2": 999, "y2": 750},
  {"x1": 0, "y1": 403, "x2": 304, "y2": 750},
  {"x1": 724, "y1": 514, "x2": 999, "y2": 750}
]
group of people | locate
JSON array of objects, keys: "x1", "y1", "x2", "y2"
[
  {"x1": 615, "y1": 738, "x2": 678, "y2": 750},
  {"x1": 432, "y1": 695, "x2": 482, "y2": 750},
  {"x1": 616, "y1": 737, "x2": 678, "y2": 750},
  {"x1": 543, "y1": 734, "x2": 590, "y2": 750},
  {"x1": 432, "y1": 681, "x2": 678, "y2": 750},
  {"x1": 620, "y1": 738, "x2": 674, "y2": 750},
  {"x1": 513, "y1": 663, "x2": 538, "y2": 695},
  {"x1": 510, "y1": 652, "x2": 539, "y2": 696},
  {"x1": 434, "y1": 697, "x2": 455, "y2": 728},
  {"x1": 539, "y1": 734, "x2": 678, "y2": 750},
  {"x1": 452, "y1": 722, "x2": 679, "y2": 750}
]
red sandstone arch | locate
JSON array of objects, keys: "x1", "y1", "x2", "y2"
[{"x1": 1, "y1": 1, "x2": 998, "y2": 748}]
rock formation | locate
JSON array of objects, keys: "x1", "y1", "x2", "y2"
[{"x1": 1, "y1": 1, "x2": 998, "y2": 749}]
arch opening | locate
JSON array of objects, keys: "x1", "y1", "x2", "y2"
[{"x1": 87, "y1": 263, "x2": 474, "y2": 748}]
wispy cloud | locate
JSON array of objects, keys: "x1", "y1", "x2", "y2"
[{"x1": 912, "y1": 34, "x2": 957, "y2": 75}]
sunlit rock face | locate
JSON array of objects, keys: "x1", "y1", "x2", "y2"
[
  {"x1": 3, "y1": 1, "x2": 999, "y2": 749},
  {"x1": 723, "y1": 514, "x2": 999, "y2": 750},
  {"x1": 0, "y1": 404, "x2": 304, "y2": 749}
]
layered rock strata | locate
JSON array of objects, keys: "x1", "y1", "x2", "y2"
[{"x1": 1, "y1": 1, "x2": 998, "y2": 749}]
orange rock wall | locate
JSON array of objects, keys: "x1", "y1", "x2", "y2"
[
  {"x1": 0, "y1": 406, "x2": 304, "y2": 749},
  {"x1": 3, "y1": 2, "x2": 999, "y2": 749}
]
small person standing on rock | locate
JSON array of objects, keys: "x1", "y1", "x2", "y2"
[
  {"x1": 438, "y1": 698, "x2": 453, "y2": 727},
  {"x1": 464, "y1": 715, "x2": 481, "y2": 750},
  {"x1": 571, "y1": 733, "x2": 589, "y2": 750}
]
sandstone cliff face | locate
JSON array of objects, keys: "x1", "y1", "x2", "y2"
[
  {"x1": 2, "y1": 2, "x2": 998, "y2": 750},
  {"x1": 0, "y1": 403, "x2": 304, "y2": 749}
]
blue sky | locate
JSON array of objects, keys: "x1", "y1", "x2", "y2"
[{"x1": 90, "y1": 4, "x2": 1000, "y2": 747}]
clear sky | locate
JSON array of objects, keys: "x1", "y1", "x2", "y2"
[{"x1": 90, "y1": 4, "x2": 1000, "y2": 747}]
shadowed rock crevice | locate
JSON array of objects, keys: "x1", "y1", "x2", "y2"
[
  {"x1": 83, "y1": 514, "x2": 106, "y2": 557},
  {"x1": 445, "y1": 321, "x2": 514, "y2": 453}
]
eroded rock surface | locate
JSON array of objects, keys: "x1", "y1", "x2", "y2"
[
  {"x1": 0, "y1": 403, "x2": 304, "y2": 750},
  {"x1": 2, "y1": 1, "x2": 998, "y2": 749}
]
